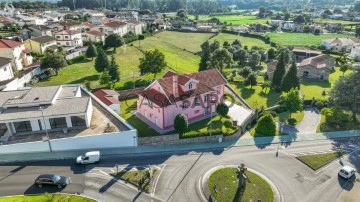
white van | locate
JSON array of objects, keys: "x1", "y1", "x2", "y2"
[
  {"x1": 76, "y1": 151, "x2": 100, "y2": 164},
  {"x1": 338, "y1": 165, "x2": 356, "y2": 179}
]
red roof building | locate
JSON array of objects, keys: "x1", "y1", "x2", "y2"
[{"x1": 94, "y1": 89, "x2": 120, "y2": 114}]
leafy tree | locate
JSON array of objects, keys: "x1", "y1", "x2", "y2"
[
  {"x1": 281, "y1": 88, "x2": 303, "y2": 117},
  {"x1": 99, "y1": 71, "x2": 111, "y2": 88},
  {"x1": 245, "y1": 72, "x2": 258, "y2": 89},
  {"x1": 321, "y1": 107, "x2": 351, "y2": 125},
  {"x1": 255, "y1": 113, "x2": 276, "y2": 135},
  {"x1": 272, "y1": 53, "x2": 286, "y2": 90},
  {"x1": 108, "y1": 55, "x2": 120, "y2": 87},
  {"x1": 41, "y1": 51, "x2": 67, "y2": 75},
  {"x1": 239, "y1": 66, "x2": 252, "y2": 78},
  {"x1": 176, "y1": 9, "x2": 188, "y2": 20},
  {"x1": 261, "y1": 81, "x2": 271, "y2": 93},
  {"x1": 232, "y1": 39, "x2": 242, "y2": 47},
  {"x1": 314, "y1": 29, "x2": 321, "y2": 35},
  {"x1": 104, "y1": 34, "x2": 124, "y2": 52},
  {"x1": 340, "y1": 64, "x2": 349, "y2": 76},
  {"x1": 223, "y1": 41, "x2": 230, "y2": 48},
  {"x1": 210, "y1": 48, "x2": 233, "y2": 73},
  {"x1": 333, "y1": 8, "x2": 343, "y2": 14},
  {"x1": 233, "y1": 48, "x2": 248, "y2": 67},
  {"x1": 248, "y1": 51, "x2": 261, "y2": 69},
  {"x1": 330, "y1": 71, "x2": 360, "y2": 121},
  {"x1": 268, "y1": 48, "x2": 276, "y2": 60},
  {"x1": 284, "y1": 12, "x2": 290, "y2": 21},
  {"x1": 293, "y1": 15, "x2": 305, "y2": 24},
  {"x1": 210, "y1": 40, "x2": 220, "y2": 52},
  {"x1": 199, "y1": 41, "x2": 211, "y2": 71},
  {"x1": 281, "y1": 59, "x2": 300, "y2": 92},
  {"x1": 94, "y1": 47, "x2": 109, "y2": 73},
  {"x1": 85, "y1": 43, "x2": 97, "y2": 60},
  {"x1": 223, "y1": 119, "x2": 233, "y2": 134},
  {"x1": 139, "y1": 49, "x2": 167, "y2": 79},
  {"x1": 216, "y1": 103, "x2": 229, "y2": 117},
  {"x1": 324, "y1": 9, "x2": 332, "y2": 16},
  {"x1": 174, "y1": 114, "x2": 188, "y2": 135},
  {"x1": 138, "y1": 34, "x2": 145, "y2": 47}
]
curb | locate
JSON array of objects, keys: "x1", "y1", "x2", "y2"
[
  {"x1": 199, "y1": 165, "x2": 282, "y2": 202},
  {"x1": 0, "y1": 193, "x2": 99, "y2": 202}
]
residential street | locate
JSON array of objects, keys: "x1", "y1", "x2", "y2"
[{"x1": 0, "y1": 137, "x2": 360, "y2": 202}]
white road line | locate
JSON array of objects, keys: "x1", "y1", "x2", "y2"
[
  {"x1": 152, "y1": 164, "x2": 166, "y2": 197},
  {"x1": 198, "y1": 176, "x2": 207, "y2": 202},
  {"x1": 98, "y1": 169, "x2": 111, "y2": 177}
]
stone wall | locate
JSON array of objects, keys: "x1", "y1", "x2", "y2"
[{"x1": 138, "y1": 134, "x2": 224, "y2": 146}]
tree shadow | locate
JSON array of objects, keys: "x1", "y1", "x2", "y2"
[
  {"x1": 240, "y1": 88, "x2": 255, "y2": 99},
  {"x1": 24, "y1": 184, "x2": 66, "y2": 195},
  {"x1": 69, "y1": 75, "x2": 99, "y2": 84},
  {"x1": 254, "y1": 135, "x2": 274, "y2": 149},
  {"x1": 233, "y1": 183, "x2": 246, "y2": 202}
]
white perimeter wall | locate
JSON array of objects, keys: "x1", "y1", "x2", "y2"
[{"x1": 0, "y1": 130, "x2": 137, "y2": 154}]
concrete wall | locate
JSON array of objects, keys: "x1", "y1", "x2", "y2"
[
  {"x1": 65, "y1": 50, "x2": 82, "y2": 60},
  {"x1": 138, "y1": 133, "x2": 223, "y2": 146},
  {"x1": 0, "y1": 130, "x2": 137, "y2": 154}
]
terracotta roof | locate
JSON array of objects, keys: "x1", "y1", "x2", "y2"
[
  {"x1": 188, "y1": 68, "x2": 228, "y2": 88},
  {"x1": 323, "y1": 38, "x2": 360, "y2": 45},
  {"x1": 292, "y1": 48, "x2": 322, "y2": 55},
  {"x1": 86, "y1": 30, "x2": 105, "y2": 36},
  {"x1": 0, "y1": 16, "x2": 9, "y2": 22},
  {"x1": 22, "y1": 49, "x2": 32, "y2": 54},
  {"x1": 299, "y1": 55, "x2": 334, "y2": 70},
  {"x1": 126, "y1": 20, "x2": 141, "y2": 25},
  {"x1": 104, "y1": 21, "x2": 127, "y2": 28},
  {"x1": 58, "y1": 21, "x2": 81, "y2": 26},
  {"x1": 0, "y1": 39, "x2": 23, "y2": 48},
  {"x1": 93, "y1": 89, "x2": 120, "y2": 106},
  {"x1": 83, "y1": 22, "x2": 96, "y2": 28},
  {"x1": 55, "y1": 29, "x2": 81, "y2": 35}
]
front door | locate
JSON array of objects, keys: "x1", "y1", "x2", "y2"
[
  {"x1": 155, "y1": 117, "x2": 158, "y2": 126},
  {"x1": 211, "y1": 105, "x2": 216, "y2": 113},
  {"x1": 302, "y1": 71, "x2": 309, "y2": 78}
]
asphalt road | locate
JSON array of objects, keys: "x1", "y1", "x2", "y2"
[{"x1": 0, "y1": 137, "x2": 360, "y2": 202}]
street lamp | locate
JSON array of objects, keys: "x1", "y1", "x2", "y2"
[
  {"x1": 39, "y1": 106, "x2": 52, "y2": 152},
  {"x1": 209, "y1": 93, "x2": 214, "y2": 142}
]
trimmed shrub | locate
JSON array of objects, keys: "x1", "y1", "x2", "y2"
[
  {"x1": 174, "y1": 114, "x2": 188, "y2": 135},
  {"x1": 255, "y1": 114, "x2": 276, "y2": 135},
  {"x1": 67, "y1": 54, "x2": 85, "y2": 64},
  {"x1": 315, "y1": 101, "x2": 324, "y2": 109},
  {"x1": 216, "y1": 103, "x2": 229, "y2": 117}
]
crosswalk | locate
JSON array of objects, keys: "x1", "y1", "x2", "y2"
[{"x1": 280, "y1": 144, "x2": 360, "y2": 157}]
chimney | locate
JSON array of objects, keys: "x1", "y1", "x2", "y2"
[
  {"x1": 172, "y1": 75, "x2": 179, "y2": 98},
  {"x1": 63, "y1": 25, "x2": 68, "y2": 31}
]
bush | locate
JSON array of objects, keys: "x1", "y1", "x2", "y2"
[
  {"x1": 29, "y1": 77, "x2": 39, "y2": 85},
  {"x1": 216, "y1": 103, "x2": 229, "y2": 117},
  {"x1": 174, "y1": 114, "x2": 188, "y2": 135},
  {"x1": 44, "y1": 68, "x2": 56, "y2": 77},
  {"x1": 255, "y1": 114, "x2": 276, "y2": 135},
  {"x1": 315, "y1": 101, "x2": 324, "y2": 109},
  {"x1": 67, "y1": 54, "x2": 85, "y2": 64},
  {"x1": 321, "y1": 107, "x2": 351, "y2": 125}
]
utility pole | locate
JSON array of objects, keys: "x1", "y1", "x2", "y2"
[{"x1": 72, "y1": 0, "x2": 76, "y2": 10}]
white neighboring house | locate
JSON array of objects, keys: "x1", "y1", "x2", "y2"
[
  {"x1": 231, "y1": 25, "x2": 249, "y2": 33},
  {"x1": 282, "y1": 21, "x2": 294, "y2": 31},
  {"x1": 349, "y1": 45, "x2": 360, "y2": 61},
  {"x1": 94, "y1": 89, "x2": 120, "y2": 114},
  {"x1": 117, "y1": 11, "x2": 138, "y2": 20},
  {"x1": 126, "y1": 20, "x2": 143, "y2": 35},
  {"x1": 90, "y1": 16, "x2": 106, "y2": 25},
  {"x1": 0, "y1": 39, "x2": 33, "y2": 72},
  {"x1": 0, "y1": 57, "x2": 14, "y2": 82},
  {"x1": 91, "y1": 21, "x2": 128, "y2": 37},
  {"x1": 47, "y1": 21, "x2": 82, "y2": 32},
  {"x1": 321, "y1": 38, "x2": 360, "y2": 53},
  {"x1": 23, "y1": 17, "x2": 47, "y2": 25},
  {"x1": 329, "y1": 14, "x2": 344, "y2": 19},
  {"x1": 28, "y1": 25, "x2": 53, "y2": 37},
  {"x1": 82, "y1": 30, "x2": 105, "y2": 43},
  {"x1": 54, "y1": 27, "x2": 83, "y2": 47},
  {"x1": 0, "y1": 85, "x2": 93, "y2": 141}
]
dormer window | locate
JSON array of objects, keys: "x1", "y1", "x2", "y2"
[
  {"x1": 182, "y1": 102, "x2": 188, "y2": 109},
  {"x1": 189, "y1": 83, "x2": 192, "y2": 90}
]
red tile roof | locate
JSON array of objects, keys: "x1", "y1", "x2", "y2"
[
  {"x1": 94, "y1": 89, "x2": 120, "y2": 106},
  {"x1": 0, "y1": 39, "x2": 23, "y2": 48},
  {"x1": 299, "y1": 55, "x2": 335, "y2": 70},
  {"x1": 83, "y1": 22, "x2": 96, "y2": 28},
  {"x1": 104, "y1": 21, "x2": 127, "y2": 28},
  {"x1": 86, "y1": 30, "x2": 105, "y2": 36},
  {"x1": 55, "y1": 29, "x2": 81, "y2": 35}
]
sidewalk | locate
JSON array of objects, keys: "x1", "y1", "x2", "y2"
[{"x1": 1, "y1": 130, "x2": 360, "y2": 163}]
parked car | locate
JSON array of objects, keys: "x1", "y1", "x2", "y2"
[
  {"x1": 76, "y1": 151, "x2": 100, "y2": 164},
  {"x1": 338, "y1": 165, "x2": 356, "y2": 179},
  {"x1": 34, "y1": 174, "x2": 71, "y2": 188}
]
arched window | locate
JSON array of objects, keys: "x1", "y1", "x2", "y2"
[{"x1": 189, "y1": 83, "x2": 193, "y2": 90}]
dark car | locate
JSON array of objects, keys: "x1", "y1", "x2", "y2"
[{"x1": 34, "y1": 174, "x2": 71, "y2": 188}]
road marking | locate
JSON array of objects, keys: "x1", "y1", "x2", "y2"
[
  {"x1": 98, "y1": 169, "x2": 111, "y2": 177},
  {"x1": 198, "y1": 176, "x2": 207, "y2": 202},
  {"x1": 152, "y1": 164, "x2": 166, "y2": 197}
]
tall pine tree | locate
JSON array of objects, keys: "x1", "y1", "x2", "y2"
[
  {"x1": 199, "y1": 41, "x2": 211, "y2": 71},
  {"x1": 108, "y1": 54, "x2": 120, "y2": 88},
  {"x1": 94, "y1": 47, "x2": 109, "y2": 73},
  {"x1": 281, "y1": 59, "x2": 300, "y2": 92},
  {"x1": 85, "y1": 43, "x2": 97, "y2": 60},
  {"x1": 272, "y1": 52, "x2": 286, "y2": 91}
]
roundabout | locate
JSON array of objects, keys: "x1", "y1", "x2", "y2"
[{"x1": 200, "y1": 165, "x2": 281, "y2": 202}]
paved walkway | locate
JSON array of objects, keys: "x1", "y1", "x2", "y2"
[
  {"x1": 296, "y1": 107, "x2": 321, "y2": 134},
  {"x1": 226, "y1": 100, "x2": 253, "y2": 126}
]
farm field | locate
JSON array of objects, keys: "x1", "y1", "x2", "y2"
[
  {"x1": 266, "y1": 32, "x2": 354, "y2": 47},
  {"x1": 211, "y1": 33, "x2": 271, "y2": 49},
  {"x1": 313, "y1": 18, "x2": 360, "y2": 25},
  {"x1": 195, "y1": 15, "x2": 270, "y2": 25}
]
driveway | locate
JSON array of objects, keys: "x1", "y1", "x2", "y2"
[
  {"x1": 296, "y1": 107, "x2": 321, "y2": 134},
  {"x1": 225, "y1": 100, "x2": 253, "y2": 126}
]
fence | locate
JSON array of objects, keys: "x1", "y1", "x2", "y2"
[{"x1": 65, "y1": 50, "x2": 82, "y2": 60}]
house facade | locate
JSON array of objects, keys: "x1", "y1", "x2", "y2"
[
  {"x1": 27, "y1": 25, "x2": 53, "y2": 38},
  {"x1": 126, "y1": 20, "x2": 143, "y2": 35},
  {"x1": 24, "y1": 36, "x2": 57, "y2": 54},
  {"x1": 0, "y1": 39, "x2": 33, "y2": 71},
  {"x1": 137, "y1": 69, "x2": 227, "y2": 129},
  {"x1": 91, "y1": 21, "x2": 128, "y2": 37},
  {"x1": 0, "y1": 57, "x2": 13, "y2": 82},
  {"x1": 54, "y1": 27, "x2": 83, "y2": 47},
  {"x1": 0, "y1": 85, "x2": 93, "y2": 140},
  {"x1": 350, "y1": 45, "x2": 360, "y2": 61},
  {"x1": 320, "y1": 38, "x2": 360, "y2": 53},
  {"x1": 298, "y1": 55, "x2": 335, "y2": 80},
  {"x1": 82, "y1": 30, "x2": 105, "y2": 43},
  {"x1": 292, "y1": 48, "x2": 322, "y2": 62}
]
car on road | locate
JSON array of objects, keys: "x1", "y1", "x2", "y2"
[
  {"x1": 34, "y1": 174, "x2": 71, "y2": 188},
  {"x1": 338, "y1": 165, "x2": 356, "y2": 179},
  {"x1": 76, "y1": 151, "x2": 100, "y2": 164}
]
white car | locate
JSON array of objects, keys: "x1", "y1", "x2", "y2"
[
  {"x1": 76, "y1": 151, "x2": 100, "y2": 164},
  {"x1": 338, "y1": 165, "x2": 356, "y2": 179}
]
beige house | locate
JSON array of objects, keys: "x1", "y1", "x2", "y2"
[
  {"x1": 82, "y1": 30, "x2": 105, "y2": 43},
  {"x1": 298, "y1": 55, "x2": 335, "y2": 80}
]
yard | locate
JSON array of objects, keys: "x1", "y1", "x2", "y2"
[
  {"x1": 312, "y1": 18, "x2": 360, "y2": 25},
  {"x1": 196, "y1": 15, "x2": 270, "y2": 25},
  {"x1": 0, "y1": 194, "x2": 95, "y2": 202},
  {"x1": 208, "y1": 168, "x2": 273, "y2": 202},
  {"x1": 296, "y1": 152, "x2": 344, "y2": 170},
  {"x1": 266, "y1": 32, "x2": 354, "y2": 47},
  {"x1": 112, "y1": 168, "x2": 158, "y2": 192},
  {"x1": 211, "y1": 33, "x2": 271, "y2": 49}
]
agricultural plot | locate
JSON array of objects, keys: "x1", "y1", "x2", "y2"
[
  {"x1": 196, "y1": 15, "x2": 270, "y2": 25},
  {"x1": 211, "y1": 33, "x2": 271, "y2": 49}
]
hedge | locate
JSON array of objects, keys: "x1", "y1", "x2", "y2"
[
  {"x1": 67, "y1": 54, "x2": 85, "y2": 64},
  {"x1": 221, "y1": 30, "x2": 272, "y2": 44},
  {"x1": 180, "y1": 126, "x2": 239, "y2": 139}
]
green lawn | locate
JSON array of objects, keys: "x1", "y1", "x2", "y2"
[
  {"x1": 266, "y1": 32, "x2": 354, "y2": 47},
  {"x1": 296, "y1": 152, "x2": 344, "y2": 170},
  {"x1": 113, "y1": 169, "x2": 157, "y2": 192},
  {"x1": 197, "y1": 15, "x2": 270, "y2": 25},
  {"x1": 0, "y1": 194, "x2": 95, "y2": 202},
  {"x1": 300, "y1": 67, "x2": 352, "y2": 100},
  {"x1": 208, "y1": 168, "x2": 273, "y2": 202},
  {"x1": 313, "y1": 18, "x2": 360, "y2": 25},
  {"x1": 211, "y1": 33, "x2": 271, "y2": 50},
  {"x1": 274, "y1": 110, "x2": 305, "y2": 126}
]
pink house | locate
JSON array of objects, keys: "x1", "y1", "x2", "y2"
[{"x1": 137, "y1": 69, "x2": 228, "y2": 129}]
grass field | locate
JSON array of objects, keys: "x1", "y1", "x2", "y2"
[
  {"x1": 296, "y1": 152, "x2": 344, "y2": 170},
  {"x1": 196, "y1": 15, "x2": 270, "y2": 25},
  {"x1": 211, "y1": 33, "x2": 271, "y2": 49},
  {"x1": 300, "y1": 67, "x2": 352, "y2": 100},
  {"x1": 113, "y1": 169, "x2": 157, "y2": 192},
  {"x1": 208, "y1": 168, "x2": 273, "y2": 202},
  {"x1": 313, "y1": 18, "x2": 360, "y2": 25},
  {"x1": 0, "y1": 194, "x2": 95, "y2": 202},
  {"x1": 266, "y1": 32, "x2": 354, "y2": 47}
]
